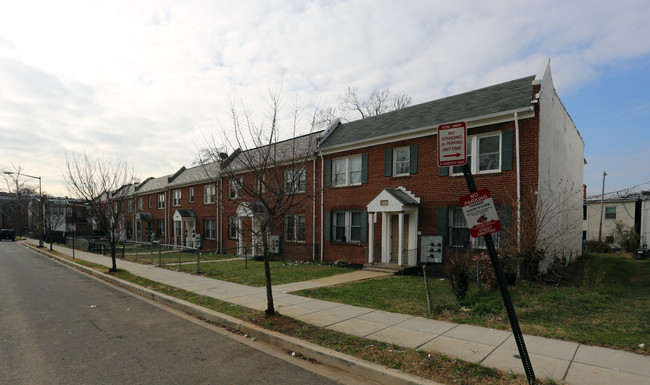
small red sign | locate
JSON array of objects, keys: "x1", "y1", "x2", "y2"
[
  {"x1": 437, "y1": 121, "x2": 467, "y2": 167},
  {"x1": 460, "y1": 188, "x2": 501, "y2": 238}
]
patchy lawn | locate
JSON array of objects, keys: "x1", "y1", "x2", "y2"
[{"x1": 295, "y1": 254, "x2": 650, "y2": 354}]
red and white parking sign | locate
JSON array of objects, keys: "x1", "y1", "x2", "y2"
[
  {"x1": 437, "y1": 121, "x2": 467, "y2": 167},
  {"x1": 460, "y1": 188, "x2": 501, "y2": 238}
]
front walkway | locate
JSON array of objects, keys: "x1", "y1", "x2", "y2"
[{"x1": 36, "y1": 242, "x2": 650, "y2": 385}]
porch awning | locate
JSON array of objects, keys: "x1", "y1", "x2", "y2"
[
  {"x1": 173, "y1": 209, "x2": 196, "y2": 221},
  {"x1": 367, "y1": 187, "x2": 420, "y2": 213},
  {"x1": 136, "y1": 212, "x2": 153, "y2": 222}
]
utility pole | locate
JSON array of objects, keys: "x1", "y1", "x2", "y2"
[{"x1": 598, "y1": 172, "x2": 607, "y2": 241}]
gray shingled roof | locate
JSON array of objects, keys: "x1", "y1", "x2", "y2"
[
  {"x1": 167, "y1": 162, "x2": 220, "y2": 188},
  {"x1": 225, "y1": 132, "x2": 321, "y2": 172},
  {"x1": 319, "y1": 75, "x2": 535, "y2": 149},
  {"x1": 136, "y1": 174, "x2": 171, "y2": 194},
  {"x1": 386, "y1": 188, "x2": 420, "y2": 206}
]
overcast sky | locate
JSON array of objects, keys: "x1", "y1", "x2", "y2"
[{"x1": 1, "y1": 0, "x2": 649, "y2": 197}]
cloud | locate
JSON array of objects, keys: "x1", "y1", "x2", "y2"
[{"x1": 1, "y1": 0, "x2": 650, "y2": 195}]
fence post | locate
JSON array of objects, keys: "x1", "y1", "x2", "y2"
[
  {"x1": 423, "y1": 264, "x2": 433, "y2": 314},
  {"x1": 196, "y1": 249, "x2": 200, "y2": 274},
  {"x1": 178, "y1": 247, "x2": 182, "y2": 271},
  {"x1": 150, "y1": 242, "x2": 154, "y2": 265},
  {"x1": 158, "y1": 242, "x2": 162, "y2": 265}
]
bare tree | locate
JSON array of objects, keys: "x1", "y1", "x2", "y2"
[
  {"x1": 215, "y1": 91, "x2": 319, "y2": 316},
  {"x1": 498, "y1": 177, "x2": 583, "y2": 282},
  {"x1": 42, "y1": 197, "x2": 68, "y2": 250},
  {"x1": 64, "y1": 151, "x2": 135, "y2": 272},
  {"x1": 338, "y1": 86, "x2": 412, "y2": 120},
  {"x1": 314, "y1": 87, "x2": 412, "y2": 128}
]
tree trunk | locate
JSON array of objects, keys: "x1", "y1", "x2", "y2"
[
  {"x1": 263, "y1": 235, "x2": 275, "y2": 316},
  {"x1": 110, "y1": 243, "x2": 117, "y2": 272}
]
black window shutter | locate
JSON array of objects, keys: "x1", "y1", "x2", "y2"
[
  {"x1": 438, "y1": 207, "x2": 448, "y2": 237},
  {"x1": 360, "y1": 210, "x2": 368, "y2": 243},
  {"x1": 362, "y1": 153, "x2": 369, "y2": 184},
  {"x1": 384, "y1": 148, "x2": 392, "y2": 177},
  {"x1": 409, "y1": 144, "x2": 418, "y2": 174},
  {"x1": 502, "y1": 130, "x2": 514, "y2": 171},
  {"x1": 325, "y1": 159, "x2": 332, "y2": 187},
  {"x1": 324, "y1": 211, "x2": 331, "y2": 241}
]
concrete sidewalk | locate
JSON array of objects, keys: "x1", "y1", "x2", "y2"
[{"x1": 36, "y1": 243, "x2": 649, "y2": 384}]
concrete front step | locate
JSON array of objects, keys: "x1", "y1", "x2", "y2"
[{"x1": 363, "y1": 263, "x2": 403, "y2": 274}]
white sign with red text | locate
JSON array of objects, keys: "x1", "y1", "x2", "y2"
[
  {"x1": 437, "y1": 121, "x2": 467, "y2": 167},
  {"x1": 460, "y1": 188, "x2": 501, "y2": 238}
]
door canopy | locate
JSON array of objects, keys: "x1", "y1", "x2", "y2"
[
  {"x1": 367, "y1": 187, "x2": 420, "y2": 213},
  {"x1": 173, "y1": 209, "x2": 196, "y2": 221}
]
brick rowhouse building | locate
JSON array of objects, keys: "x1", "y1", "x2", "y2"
[{"x1": 116, "y1": 59, "x2": 583, "y2": 269}]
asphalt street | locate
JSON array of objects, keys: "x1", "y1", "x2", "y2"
[{"x1": 0, "y1": 241, "x2": 354, "y2": 385}]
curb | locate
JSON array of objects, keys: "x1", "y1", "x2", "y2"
[{"x1": 25, "y1": 244, "x2": 441, "y2": 385}]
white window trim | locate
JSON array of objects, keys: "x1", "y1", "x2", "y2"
[
  {"x1": 285, "y1": 168, "x2": 306, "y2": 194},
  {"x1": 189, "y1": 187, "x2": 194, "y2": 203},
  {"x1": 285, "y1": 214, "x2": 306, "y2": 242},
  {"x1": 172, "y1": 190, "x2": 181, "y2": 207},
  {"x1": 204, "y1": 218, "x2": 215, "y2": 240},
  {"x1": 449, "y1": 206, "x2": 489, "y2": 249},
  {"x1": 332, "y1": 210, "x2": 362, "y2": 243},
  {"x1": 451, "y1": 132, "x2": 502, "y2": 176},
  {"x1": 393, "y1": 147, "x2": 410, "y2": 177},
  {"x1": 228, "y1": 216, "x2": 238, "y2": 239},
  {"x1": 204, "y1": 185, "x2": 215, "y2": 204},
  {"x1": 157, "y1": 194, "x2": 164, "y2": 209},
  {"x1": 332, "y1": 155, "x2": 362, "y2": 187},
  {"x1": 229, "y1": 178, "x2": 242, "y2": 199}
]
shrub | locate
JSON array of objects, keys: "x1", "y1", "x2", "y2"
[
  {"x1": 586, "y1": 240, "x2": 611, "y2": 253},
  {"x1": 447, "y1": 248, "x2": 473, "y2": 300},
  {"x1": 613, "y1": 221, "x2": 640, "y2": 253}
]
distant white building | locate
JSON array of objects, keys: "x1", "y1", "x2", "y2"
[{"x1": 583, "y1": 191, "x2": 650, "y2": 249}]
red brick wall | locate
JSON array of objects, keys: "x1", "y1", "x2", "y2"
[{"x1": 320, "y1": 117, "x2": 541, "y2": 264}]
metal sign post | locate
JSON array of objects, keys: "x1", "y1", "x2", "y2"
[{"x1": 461, "y1": 163, "x2": 536, "y2": 384}]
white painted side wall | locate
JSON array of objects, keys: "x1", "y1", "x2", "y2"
[
  {"x1": 583, "y1": 200, "x2": 637, "y2": 246},
  {"x1": 535, "y1": 60, "x2": 585, "y2": 262}
]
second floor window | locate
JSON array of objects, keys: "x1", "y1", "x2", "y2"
[
  {"x1": 204, "y1": 185, "x2": 215, "y2": 204},
  {"x1": 157, "y1": 194, "x2": 164, "y2": 209},
  {"x1": 285, "y1": 168, "x2": 306, "y2": 193},
  {"x1": 333, "y1": 156, "x2": 362, "y2": 187},
  {"x1": 189, "y1": 187, "x2": 194, "y2": 203},
  {"x1": 605, "y1": 207, "x2": 616, "y2": 219},
  {"x1": 452, "y1": 133, "x2": 501, "y2": 175},
  {"x1": 137, "y1": 197, "x2": 143, "y2": 211},
  {"x1": 393, "y1": 147, "x2": 410, "y2": 176},
  {"x1": 173, "y1": 190, "x2": 181, "y2": 206},
  {"x1": 229, "y1": 178, "x2": 242, "y2": 199}
]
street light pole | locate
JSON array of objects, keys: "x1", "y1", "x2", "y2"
[
  {"x1": 4, "y1": 171, "x2": 44, "y2": 247},
  {"x1": 598, "y1": 172, "x2": 607, "y2": 242}
]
